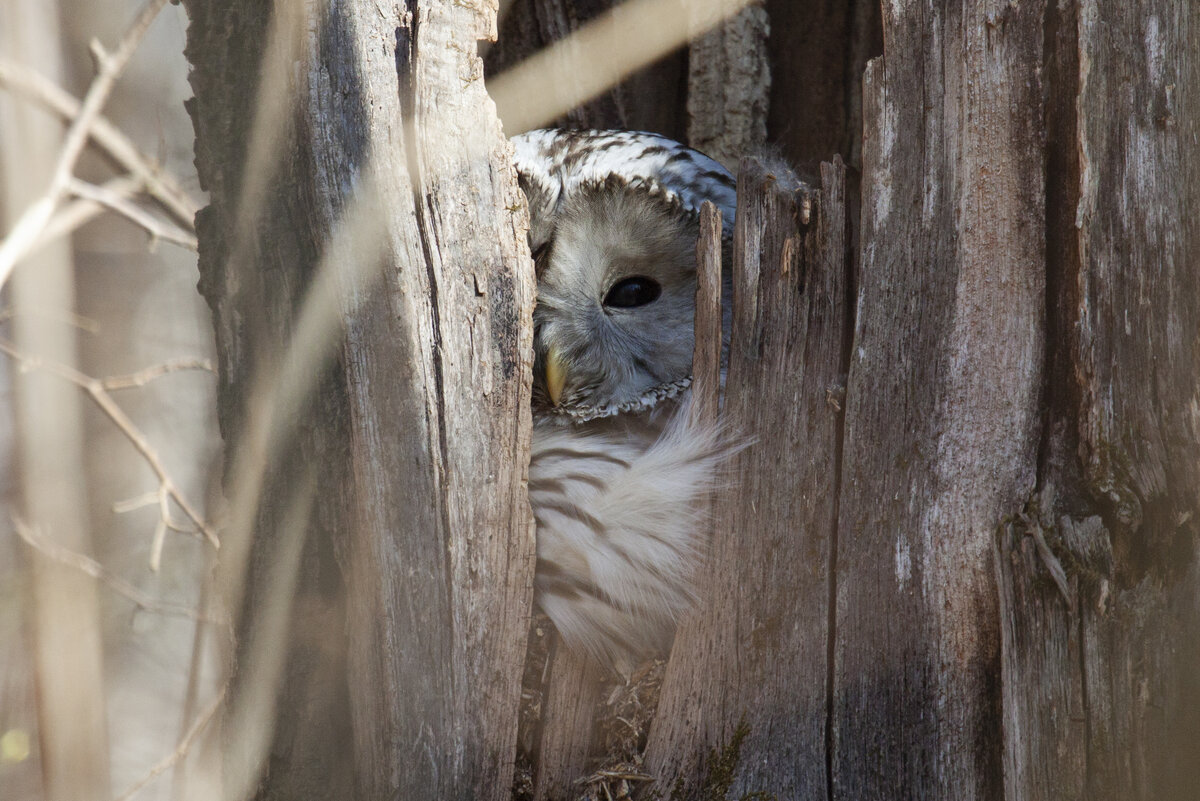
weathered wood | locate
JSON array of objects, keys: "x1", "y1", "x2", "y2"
[
  {"x1": 644, "y1": 157, "x2": 847, "y2": 799},
  {"x1": 183, "y1": 1, "x2": 536, "y2": 799},
  {"x1": 996, "y1": 3, "x2": 1200, "y2": 800},
  {"x1": 832, "y1": 1, "x2": 1047, "y2": 798},
  {"x1": 690, "y1": 201, "x2": 724, "y2": 428},
  {"x1": 1072, "y1": 0, "x2": 1200, "y2": 534},
  {"x1": 685, "y1": 2, "x2": 769, "y2": 170},
  {"x1": 764, "y1": 0, "x2": 882, "y2": 173}
]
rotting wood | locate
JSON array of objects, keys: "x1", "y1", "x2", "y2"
[
  {"x1": 644, "y1": 157, "x2": 846, "y2": 800},
  {"x1": 183, "y1": 1, "x2": 536, "y2": 799}
]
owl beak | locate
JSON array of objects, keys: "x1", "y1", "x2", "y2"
[{"x1": 544, "y1": 347, "x2": 567, "y2": 406}]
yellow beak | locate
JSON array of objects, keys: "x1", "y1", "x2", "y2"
[{"x1": 544, "y1": 347, "x2": 566, "y2": 406}]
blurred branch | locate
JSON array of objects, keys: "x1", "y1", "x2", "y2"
[
  {"x1": 489, "y1": 0, "x2": 754, "y2": 132},
  {"x1": 68, "y1": 177, "x2": 198, "y2": 251},
  {"x1": 0, "y1": 0, "x2": 171, "y2": 288},
  {"x1": 103, "y1": 357, "x2": 215, "y2": 390},
  {"x1": 0, "y1": 338, "x2": 220, "y2": 551},
  {"x1": 113, "y1": 684, "x2": 227, "y2": 801},
  {"x1": 13, "y1": 517, "x2": 224, "y2": 624},
  {"x1": 33, "y1": 175, "x2": 143, "y2": 254},
  {"x1": 0, "y1": 303, "x2": 100, "y2": 333},
  {"x1": 0, "y1": 61, "x2": 198, "y2": 229}
]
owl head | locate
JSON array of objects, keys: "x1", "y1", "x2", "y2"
[{"x1": 512, "y1": 129, "x2": 736, "y2": 419}]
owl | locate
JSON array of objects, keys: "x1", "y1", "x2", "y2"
[{"x1": 512, "y1": 129, "x2": 738, "y2": 673}]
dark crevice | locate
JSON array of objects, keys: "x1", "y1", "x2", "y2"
[
  {"x1": 1041, "y1": 0, "x2": 1095, "y2": 791},
  {"x1": 824, "y1": 166, "x2": 858, "y2": 801}
]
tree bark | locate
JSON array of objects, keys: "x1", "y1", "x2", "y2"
[
  {"x1": 183, "y1": 2, "x2": 536, "y2": 799},
  {"x1": 999, "y1": 2, "x2": 1200, "y2": 800},
  {"x1": 685, "y1": 2, "x2": 769, "y2": 171}
]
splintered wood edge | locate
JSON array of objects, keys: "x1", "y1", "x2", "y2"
[{"x1": 691, "y1": 200, "x2": 723, "y2": 428}]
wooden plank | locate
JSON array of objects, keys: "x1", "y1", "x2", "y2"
[{"x1": 644, "y1": 157, "x2": 847, "y2": 799}]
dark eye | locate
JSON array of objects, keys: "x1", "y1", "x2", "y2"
[{"x1": 603, "y1": 276, "x2": 661, "y2": 309}]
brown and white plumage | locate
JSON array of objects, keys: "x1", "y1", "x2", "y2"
[{"x1": 513, "y1": 129, "x2": 736, "y2": 672}]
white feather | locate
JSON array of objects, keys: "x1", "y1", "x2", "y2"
[{"x1": 530, "y1": 399, "x2": 733, "y2": 673}]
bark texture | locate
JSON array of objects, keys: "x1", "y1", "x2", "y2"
[
  {"x1": 685, "y1": 2, "x2": 770, "y2": 170},
  {"x1": 998, "y1": 2, "x2": 1200, "y2": 800},
  {"x1": 183, "y1": 2, "x2": 535, "y2": 800}
]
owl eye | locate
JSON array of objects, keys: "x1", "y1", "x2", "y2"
[{"x1": 603, "y1": 276, "x2": 661, "y2": 309}]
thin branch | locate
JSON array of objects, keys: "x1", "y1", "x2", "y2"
[
  {"x1": 30, "y1": 175, "x2": 143, "y2": 256},
  {"x1": 0, "y1": 0, "x2": 172, "y2": 288},
  {"x1": 0, "y1": 304, "x2": 101, "y2": 333},
  {"x1": 68, "y1": 178, "x2": 198, "y2": 251},
  {"x1": 103, "y1": 357, "x2": 214, "y2": 390},
  {"x1": 0, "y1": 338, "x2": 220, "y2": 550},
  {"x1": 112, "y1": 685, "x2": 227, "y2": 801},
  {"x1": 13, "y1": 518, "x2": 223, "y2": 624},
  {"x1": 0, "y1": 62, "x2": 197, "y2": 228}
]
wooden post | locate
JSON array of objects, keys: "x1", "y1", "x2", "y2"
[{"x1": 183, "y1": 2, "x2": 536, "y2": 799}]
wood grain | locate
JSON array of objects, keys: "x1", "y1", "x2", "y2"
[
  {"x1": 686, "y1": 2, "x2": 769, "y2": 169},
  {"x1": 831, "y1": 1, "x2": 1047, "y2": 798},
  {"x1": 183, "y1": 2, "x2": 535, "y2": 799},
  {"x1": 690, "y1": 201, "x2": 724, "y2": 428},
  {"x1": 998, "y1": 3, "x2": 1200, "y2": 800},
  {"x1": 644, "y1": 158, "x2": 847, "y2": 799},
  {"x1": 532, "y1": 641, "x2": 602, "y2": 801}
]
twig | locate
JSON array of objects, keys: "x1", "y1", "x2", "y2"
[
  {"x1": 67, "y1": 178, "x2": 198, "y2": 251},
  {"x1": 0, "y1": 304, "x2": 101, "y2": 333},
  {"x1": 33, "y1": 175, "x2": 145, "y2": 255},
  {"x1": 0, "y1": 0, "x2": 172, "y2": 288},
  {"x1": 0, "y1": 338, "x2": 219, "y2": 550},
  {"x1": 113, "y1": 685, "x2": 227, "y2": 801},
  {"x1": 13, "y1": 517, "x2": 223, "y2": 624},
  {"x1": 0, "y1": 61, "x2": 197, "y2": 228},
  {"x1": 583, "y1": 769, "x2": 655, "y2": 783},
  {"x1": 103, "y1": 357, "x2": 214, "y2": 390}
]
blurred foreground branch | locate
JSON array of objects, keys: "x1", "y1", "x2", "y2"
[
  {"x1": 113, "y1": 684, "x2": 227, "y2": 801},
  {"x1": 13, "y1": 518, "x2": 224, "y2": 624},
  {"x1": 0, "y1": 338, "x2": 219, "y2": 552},
  {"x1": 0, "y1": 59, "x2": 198, "y2": 227},
  {"x1": 0, "y1": 0, "x2": 173, "y2": 287}
]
